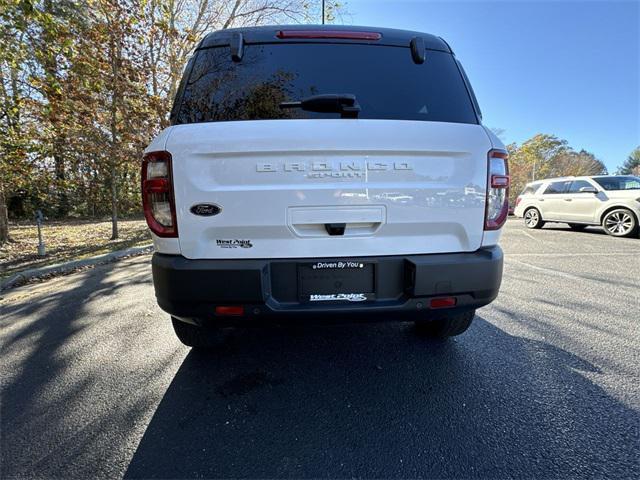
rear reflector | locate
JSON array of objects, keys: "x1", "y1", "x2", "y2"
[
  {"x1": 430, "y1": 297, "x2": 457, "y2": 309},
  {"x1": 489, "y1": 150, "x2": 508, "y2": 159},
  {"x1": 215, "y1": 306, "x2": 245, "y2": 316},
  {"x1": 276, "y1": 30, "x2": 381, "y2": 40},
  {"x1": 491, "y1": 175, "x2": 510, "y2": 188},
  {"x1": 144, "y1": 178, "x2": 170, "y2": 193}
]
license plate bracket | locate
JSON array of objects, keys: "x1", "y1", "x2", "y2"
[{"x1": 298, "y1": 261, "x2": 375, "y2": 303}]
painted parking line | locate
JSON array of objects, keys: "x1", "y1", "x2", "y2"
[{"x1": 520, "y1": 230, "x2": 537, "y2": 240}]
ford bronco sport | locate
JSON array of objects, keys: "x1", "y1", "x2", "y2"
[{"x1": 142, "y1": 25, "x2": 508, "y2": 347}]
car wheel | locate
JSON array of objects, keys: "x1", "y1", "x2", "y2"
[
  {"x1": 524, "y1": 208, "x2": 544, "y2": 229},
  {"x1": 171, "y1": 317, "x2": 221, "y2": 348},
  {"x1": 414, "y1": 310, "x2": 475, "y2": 338},
  {"x1": 602, "y1": 209, "x2": 638, "y2": 238},
  {"x1": 568, "y1": 223, "x2": 587, "y2": 231}
]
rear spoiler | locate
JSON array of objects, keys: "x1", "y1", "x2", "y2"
[{"x1": 196, "y1": 25, "x2": 452, "y2": 53}]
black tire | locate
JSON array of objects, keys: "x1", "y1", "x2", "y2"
[
  {"x1": 171, "y1": 317, "x2": 220, "y2": 348},
  {"x1": 601, "y1": 208, "x2": 638, "y2": 238},
  {"x1": 524, "y1": 207, "x2": 545, "y2": 229},
  {"x1": 568, "y1": 223, "x2": 587, "y2": 231},
  {"x1": 414, "y1": 310, "x2": 475, "y2": 338}
]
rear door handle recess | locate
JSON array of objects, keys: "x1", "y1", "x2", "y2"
[
  {"x1": 325, "y1": 223, "x2": 346, "y2": 236},
  {"x1": 564, "y1": 199, "x2": 572, "y2": 202},
  {"x1": 288, "y1": 206, "x2": 386, "y2": 237}
]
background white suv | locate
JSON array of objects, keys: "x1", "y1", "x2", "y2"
[{"x1": 514, "y1": 175, "x2": 640, "y2": 237}]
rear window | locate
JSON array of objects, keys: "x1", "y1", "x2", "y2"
[
  {"x1": 543, "y1": 181, "x2": 571, "y2": 194},
  {"x1": 521, "y1": 183, "x2": 541, "y2": 195},
  {"x1": 593, "y1": 176, "x2": 640, "y2": 191},
  {"x1": 173, "y1": 43, "x2": 478, "y2": 125}
]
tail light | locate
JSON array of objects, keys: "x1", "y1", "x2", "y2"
[
  {"x1": 141, "y1": 151, "x2": 178, "y2": 237},
  {"x1": 515, "y1": 196, "x2": 522, "y2": 207},
  {"x1": 485, "y1": 149, "x2": 510, "y2": 230}
]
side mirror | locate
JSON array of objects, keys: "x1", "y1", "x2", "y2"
[{"x1": 579, "y1": 186, "x2": 598, "y2": 194}]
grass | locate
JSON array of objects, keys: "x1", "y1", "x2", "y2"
[{"x1": 0, "y1": 218, "x2": 152, "y2": 279}]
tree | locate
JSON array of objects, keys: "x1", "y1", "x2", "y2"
[
  {"x1": 549, "y1": 149, "x2": 606, "y2": 178},
  {"x1": 1, "y1": 0, "x2": 87, "y2": 243},
  {"x1": 507, "y1": 134, "x2": 606, "y2": 203},
  {"x1": 0, "y1": 0, "x2": 344, "y2": 245},
  {"x1": 507, "y1": 134, "x2": 568, "y2": 202},
  {"x1": 0, "y1": 184, "x2": 9, "y2": 243},
  {"x1": 69, "y1": 0, "x2": 158, "y2": 239},
  {"x1": 30, "y1": 0, "x2": 86, "y2": 217},
  {"x1": 0, "y1": 0, "x2": 39, "y2": 243},
  {"x1": 617, "y1": 146, "x2": 640, "y2": 175}
]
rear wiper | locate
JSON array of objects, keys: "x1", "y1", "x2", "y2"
[{"x1": 280, "y1": 94, "x2": 361, "y2": 118}]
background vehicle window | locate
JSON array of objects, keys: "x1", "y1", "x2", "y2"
[
  {"x1": 567, "y1": 180, "x2": 594, "y2": 193},
  {"x1": 175, "y1": 44, "x2": 478, "y2": 124},
  {"x1": 593, "y1": 176, "x2": 640, "y2": 191},
  {"x1": 543, "y1": 181, "x2": 570, "y2": 194},
  {"x1": 521, "y1": 183, "x2": 541, "y2": 195}
]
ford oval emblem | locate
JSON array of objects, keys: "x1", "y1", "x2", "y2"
[{"x1": 190, "y1": 203, "x2": 221, "y2": 216}]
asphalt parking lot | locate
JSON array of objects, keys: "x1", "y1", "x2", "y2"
[{"x1": 1, "y1": 218, "x2": 639, "y2": 479}]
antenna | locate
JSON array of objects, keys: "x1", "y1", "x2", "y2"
[{"x1": 322, "y1": 0, "x2": 325, "y2": 24}]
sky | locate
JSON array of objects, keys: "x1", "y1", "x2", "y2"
[{"x1": 343, "y1": 0, "x2": 639, "y2": 172}]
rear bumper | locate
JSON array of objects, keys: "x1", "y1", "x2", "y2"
[
  {"x1": 152, "y1": 246, "x2": 503, "y2": 326},
  {"x1": 513, "y1": 204, "x2": 526, "y2": 218}
]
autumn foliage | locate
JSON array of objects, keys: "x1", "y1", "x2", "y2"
[
  {"x1": 0, "y1": 0, "x2": 327, "y2": 242},
  {"x1": 506, "y1": 134, "x2": 609, "y2": 203}
]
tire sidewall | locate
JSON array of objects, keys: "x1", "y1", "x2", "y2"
[{"x1": 415, "y1": 310, "x2": 475, "y2": 338}]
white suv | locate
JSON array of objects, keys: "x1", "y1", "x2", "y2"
[
  {"x1": 142, "y1": 25, "x2": 509, "y2": 347},
  {"x1": 514, "y1": 175, "x2": 640, "y2": 237}
]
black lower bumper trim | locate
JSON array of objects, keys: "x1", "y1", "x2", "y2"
[{"x1": 152, "y1": 246, "x2": 503, "y2": 325}]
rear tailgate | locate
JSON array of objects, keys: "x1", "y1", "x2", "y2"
[{"x1": 167, "y1": 119, "x2": 491, "y2": 259}]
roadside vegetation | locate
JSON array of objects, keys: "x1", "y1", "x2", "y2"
[{"x1": 0, "y1": 0, "x2": 343, "y2": 246}]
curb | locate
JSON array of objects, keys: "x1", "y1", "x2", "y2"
[{"x1": 1, "y1": 244, "x2": 154, "y2": 291}]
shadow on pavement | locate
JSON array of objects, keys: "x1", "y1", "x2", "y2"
[
  {"x1": 1, "y1": 261, "x2": 154, "y2": 479},
  {"x1": 124, "y1": 317, "x2": 638, "y2": 479}
]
